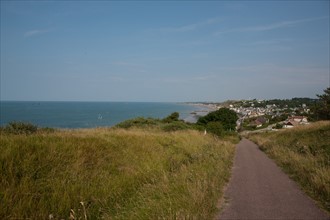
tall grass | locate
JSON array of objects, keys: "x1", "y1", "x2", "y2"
[
  {"x1": 248, "y1": 121, "x2": 330, "y2": 213},
  {"x1": 0, "y1": 127, "x2": 237, "y2": 219}
]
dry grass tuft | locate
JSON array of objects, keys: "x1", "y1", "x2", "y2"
[{"x1": 0, "y1": 127, "x2": 237, "y2": 219}]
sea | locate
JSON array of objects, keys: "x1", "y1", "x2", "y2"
[{"x1": 0, "y1": 101, "x2": 208, "y2": 128}]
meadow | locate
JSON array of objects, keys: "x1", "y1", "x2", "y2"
[
  {"x1": 248, "y1": 121, "x2": 330, "y2": 213},
  {"x1": 0, "y1": 125, "x2": 238, "y2": 219}
]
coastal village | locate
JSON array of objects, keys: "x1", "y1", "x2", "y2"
[{"x1": 191, "y1": 98, "x2": 313, "y2": 131}]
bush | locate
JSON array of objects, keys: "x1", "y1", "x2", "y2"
[
  {"x1": 206, "y1": 121, "x2": 225, "y2": 137},
  {"x1": 3, "y1": 121, "x2": 38, "y2": 135},
  {"x1": 162, "y1": 112, "x2": 180, "y2": 123},
  {"x1": 197, "y1": 108, "x2": 238, "y2": 131},
  {"x1": 115, "y1": 117, "x2": 161, "y2": 129},
  {"x1": 162, "y1": 121, "x2": 190, "y2": 132},
  {"x1": 273, "y1": 123, "x2": 283, "y2": 129},
  {"x1": 190, "y1": 124, "x2": 205, "y2": 132}
]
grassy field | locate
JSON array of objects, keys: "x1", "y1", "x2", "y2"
[
  {"x1": 0, "y1": 127, "x2": 238, "y2": 219},
  {"x1": 248, "y1": 121, "x2": 330, "y2": 213}
]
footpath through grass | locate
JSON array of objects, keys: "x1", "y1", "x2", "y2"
[
  {"x1": 0, "y1": 127, "x2": 237, "y2": 219},
  {"x1": 248, "y1": 121, "x2": 330, "y2": 213}
]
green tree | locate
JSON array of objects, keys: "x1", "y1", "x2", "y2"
[
  {"x1": 197, "y1": 108, "x2": 238, "y2": 131},
  {"x1": 316, "y1": 87, "x2": 330, "y2": 120},
  {"x1": 206, "y1": 121, "x2": 225, "y2": 137},
  {"x1": 162, "y1": 112, "x2": 180, "y2": 123}
]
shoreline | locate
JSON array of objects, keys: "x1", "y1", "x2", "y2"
[
  {"x1": 183, "y1": 103, "x2": 218, "y2": 123},
  {"x1": 1, "y1": 102, "x2": 218, "y2": 128}
]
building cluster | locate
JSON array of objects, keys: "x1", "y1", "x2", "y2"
[
  {"x1": 226, "y1": 101, "x2": 310, "y2": 129},
  {"x1": 229, "y1": 104, "x2": 279, "y2": 118},
  {"x1": 191, "y1": 99, "x2": 313, "y2": 130},
  {"x1": 283, "y1": 116, "x2": 309, "y2": 128}
]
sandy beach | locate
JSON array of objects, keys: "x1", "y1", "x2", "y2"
[{"x1": 183, "y1": 103, "x2": 218, "y2": 123}]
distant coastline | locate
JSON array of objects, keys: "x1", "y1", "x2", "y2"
[
  {"x1": 183, "y1": 103, "x2": 218, "y2": 123},
  {"x1": 0, "y1": 101, "x2": 203, "y2": 128}
]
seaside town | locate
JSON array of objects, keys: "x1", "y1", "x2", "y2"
[{"x1": 190, "y1": 98, "x2": 315, "y2": 132}]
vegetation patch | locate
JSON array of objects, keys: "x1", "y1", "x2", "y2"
[
  {"x1": 197, "y1": 108, "x2": 238, "y2": 137},
  {"x1": 248, "y1": 121, "x2": 330, "y2": 213},
  {"x1": 0, "y1": 126, "x2": 238, "y2": 219},
  {"x1": 2, "y1": 121, "x2": 38, "y2": 135},
  {"x1": 114, "y1": 112, "x2": 206, "y2": 134},
  {"x1": 114, "y1": 117, "x2": 161, "y2": 129}
]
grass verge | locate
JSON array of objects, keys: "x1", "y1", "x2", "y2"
[
  {"x1": 248, "y1": 121, "x2": 330, "y2": 213},
  {"x1": 0, "y1": 127, "x2": 238, "y2": 219}
]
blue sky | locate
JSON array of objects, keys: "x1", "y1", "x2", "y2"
[{"x1": 1, "y1": 1, "x2": 329, "y2": 102}]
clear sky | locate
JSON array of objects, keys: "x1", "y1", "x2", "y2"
[{"x1": 1, "y1": 1, "x2": 329, "y2": 102}]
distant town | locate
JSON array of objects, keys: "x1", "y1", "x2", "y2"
[{"x1": 188, "y1": 98, "x2": 320, "y2": 132}]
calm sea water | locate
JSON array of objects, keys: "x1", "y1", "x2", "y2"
[{"x1": 0, "y1": 101, "x2": 205, "y2": 128}]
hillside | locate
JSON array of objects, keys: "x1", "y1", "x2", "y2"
[
  {"x1": 248, "y1": 121, "x2": 330, "y2": 212},
  {"x1": 0, "y1": 127, "x2": 237, "y2": 219}
]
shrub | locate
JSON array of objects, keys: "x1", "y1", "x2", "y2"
[
  {"x1": 3, "y1": 121, "x2": 38, "y2": 135},
  {"x1": 115, "y1": 117, "x2": 160, "y2": 129},
  {"x1": 162, "y1": 112, "x2": 180, "y2": 123},
  {"x1": 162, "y1": 121, "x2": 190, "y2": 132},
  {"x1": 273, "y1": 123, "x2": 283, "y2": 129},
  {"x1": 197, "y1": 108, "x2": 238, "y2": 131},
  {"x1": 206, "y1": 121, "x2": 225, "y2": 137},
  {"x1": 190, "y1": 124, "x2": 205, "y2": 132}
]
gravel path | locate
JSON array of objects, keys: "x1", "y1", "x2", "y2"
[{"x1": 218, "y1": 138, "x2": 329, "y2": 220}]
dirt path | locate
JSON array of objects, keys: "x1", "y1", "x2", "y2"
[{"x1": 218, "y1": 138, "x2": 329, "y2": 220}]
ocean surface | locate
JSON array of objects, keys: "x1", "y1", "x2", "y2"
[{"x1": 0, "y1": 101, "x2": 207, "y2": 128}]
